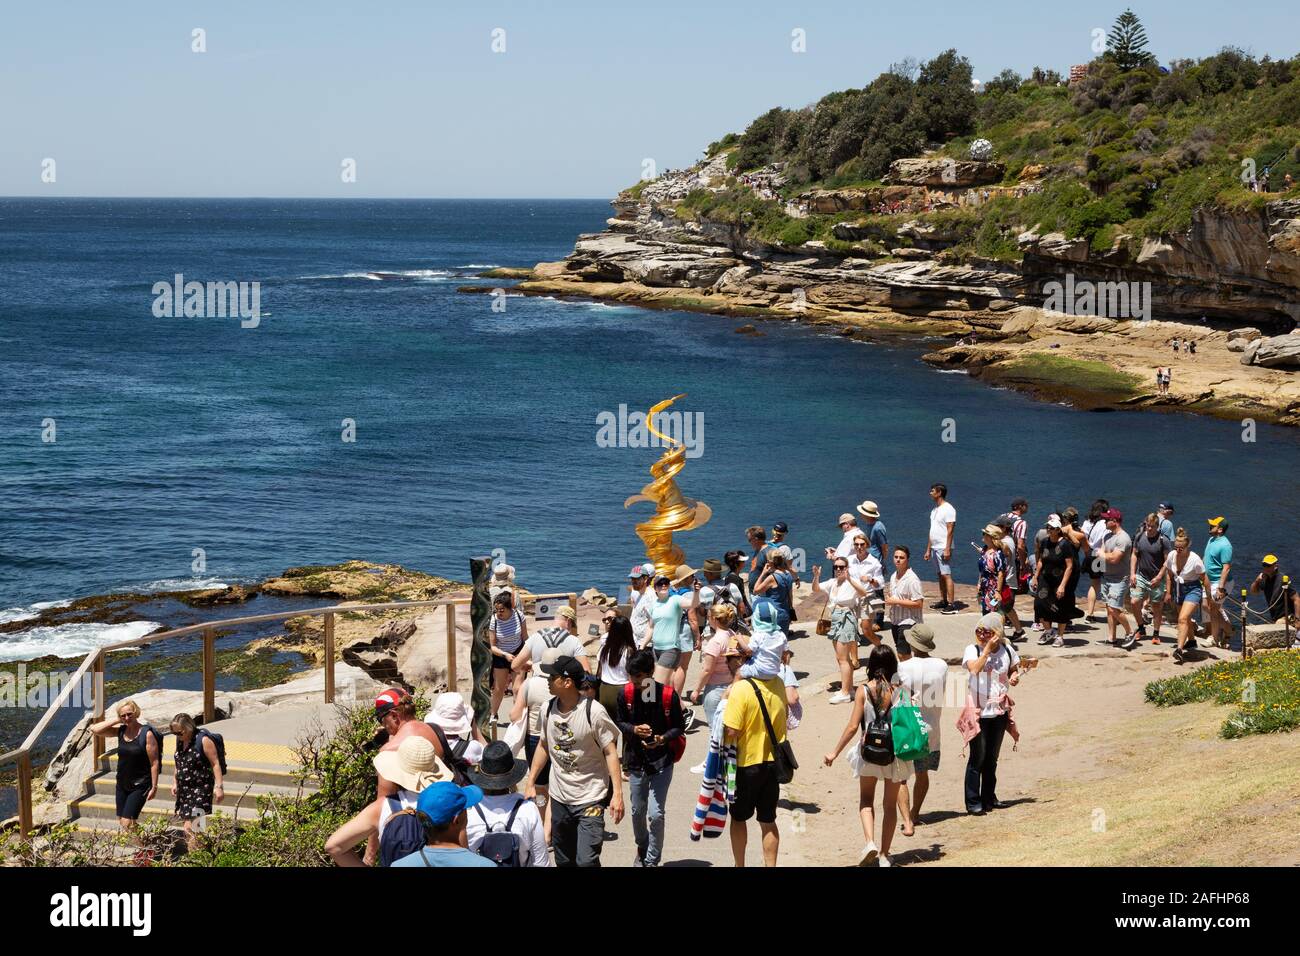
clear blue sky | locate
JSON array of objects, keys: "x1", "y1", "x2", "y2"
[{"x1": 2, "y1": 1, "x2": 1296, "y2": 198}]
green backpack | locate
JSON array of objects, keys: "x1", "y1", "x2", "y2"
[{"x1": 890, "y1": 687, "x2": 931, "y2": 762}]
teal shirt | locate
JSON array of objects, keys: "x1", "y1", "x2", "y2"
[
  {"x1": 1203, "y1": 536, "x2": 1233, "y2": 583},
  {"x1": 650, "y1": 593, "x2": 688, "y2": 651},
  {"x1": 392, "y1": 846, "x2": 498, "y2": 868}
]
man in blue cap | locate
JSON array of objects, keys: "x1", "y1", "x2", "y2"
[{"x1": 390, "y1": 781, "x2": 498, "y2": 867}]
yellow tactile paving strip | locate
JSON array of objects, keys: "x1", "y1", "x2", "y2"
[{"x1": 105, "y1": 739, "x2": 298, "y2": 768}]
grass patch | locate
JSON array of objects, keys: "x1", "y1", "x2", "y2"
[
  {"x1": 995, "y1": 354, "x2": 1144, "y2": 397},
  {"x1": 1145, "y1": 650, "x2": 1300, "y2": 738}
]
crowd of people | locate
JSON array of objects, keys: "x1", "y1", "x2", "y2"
[{"x1": 93, "y1": 487, "x2": 1296, "y2": 867}]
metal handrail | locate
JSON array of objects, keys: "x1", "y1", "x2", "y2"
[{"x1": 0, "y1": 590, "x2": 579, "y2": 838}]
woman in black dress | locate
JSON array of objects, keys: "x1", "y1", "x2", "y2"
[
  {"x1": 170, "y1": 713, "x2": 223, "y2": 847},
  {"x1": 89, "y1": 699, "x2": 160, "y2": 830},
  {"x1": 1032, "y1": 517, "x2": 1077, "y2": 647}
]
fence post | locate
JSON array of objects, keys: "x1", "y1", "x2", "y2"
[
  {"x1": 568, "y1": 593, "x2": 578, "y2": 619},
  {"x1": 445, "y1": 603, "x2": 457, "y2": 692},
  {"x1": 16, "y1": 751, "x2": 33, "y2": 839},
  {"x1": 203, "y1": 628, "x2": 215, "y2": 723},
  {"x1": 92, "y1": 650, "x2": 106, "y2": 767},
  {"x1": 323, "y1": 612, "x2": 335, "y2": 704},
  {"x1": 1240, "y1": 588, "x2": 1250, "y2": 660}
]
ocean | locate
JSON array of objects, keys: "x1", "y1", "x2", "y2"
[{"x1": 4, "y1": 197, "x2": 1300, "y2": 663}]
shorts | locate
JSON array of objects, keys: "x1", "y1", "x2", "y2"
[
  {"x1": 492, "y1": 654, "x2": 512, "y2": 670},
  {"x1": 524, "y1": 733, "x2": 551, "y2": 787},
  {"x1": 1174, "y1": 581, "x2": 1203, "y2": 606},
  {"x1": 116, "y1": 778, "x2": 151, "y2": 819},
  {"x1": 1101, "y1": 579, "x2": 1129, "y2": 609},
  {"x1": 731, "y1": 762, "x2": 780, "y2": 824},
  {"x1": 890, "y1": 623, "x2": 913, "y2": 658},
  {"x1": 931, "y1": 552, "x2": 951, "y2": 577},
  {"x1": 1132, "y1": 573, "x2": 1166, "y2": 602},
  {"x1": 654, "y1": 647, "x2": 681, "y2": 670},
  {"x1": 678, "y1": 629, "x2": 696, "y2": 653},
  {"x1": 913, "y1": 751, "x2": 941, "y2": 773}
]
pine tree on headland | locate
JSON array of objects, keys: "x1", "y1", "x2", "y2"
[{"x1": 1106, "y1": 9, "x2": 1155, "y2": 71}]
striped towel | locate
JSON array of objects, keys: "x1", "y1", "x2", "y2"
[{"x1": 689, "y1": 705, "x2": 736, "y2": 841}]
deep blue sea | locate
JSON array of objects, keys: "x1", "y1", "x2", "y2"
[{"x1": 4, "y1": 198, "x2": 1300, "y2": 661}]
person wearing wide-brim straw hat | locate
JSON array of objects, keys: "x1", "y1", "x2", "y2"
[
  {"x1": 464, "y1": 740, "x2": 551, "y2": 866},
  {"x1": 325, "y1": 735, "x2": 449, "y2": 867},
  {"x1": 895, "y1": 623, "x2": 948, "y2": 822}
]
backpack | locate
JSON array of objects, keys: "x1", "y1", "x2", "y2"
[
  {"x1": 138, "y1": 723, "x2": 166, "y2": 759},
  {"x1": 379, "y1": 799, "x2": 429, "y2": 867},
  {"x1": 429, "y1": 724, "x2": 473, "y2": 786},
  {"x1": 859, "y1": 685, "x2": 895, "y2": 766},
  {"x1": 622, "y1": 682, "x2": 687, "y2": 763},
  {"x1": 193, "y1": 728, "x2": 228, "y2": 776},
  {"x1": 473, "y1": 799, "x2": 524, "y2": 867}
]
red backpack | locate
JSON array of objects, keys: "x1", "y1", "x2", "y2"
[{"x1": 622, "y1": 683, "x2": 688, "y2": 763}]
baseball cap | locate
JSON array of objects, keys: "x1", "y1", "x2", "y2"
[
  {"x1": 415, "y1": 781, "x2": 484, "y2": 827},
  {"x1": 556, "y1": 605, "x2": 577, "y2": 623},
  {"x1": 374, "y1": 688, "x2": 407, "y2": 719},
  {"x1": 1158, "y1": 502, "x2": 1174, "y2": 512},
  {"x1": 1046, "y1": 514, "x2": 1062, "y2": 529},
  {"x1": 773, "y1": 521, "x2": 789, "y2": 534},
  {"x1": 1262, "y1": 554, "x2": 1279, "y2": 566},
  {"x1": 540, "y1": 654, "x2": 586, "y2": 683},
  {"x1": 1208, "y1": 516, "x2": 1228, "y2": 530},
  {"x1": 1102, "y1": 508, "x2": 1123, "y2": 522},
  {"x1": 628, "y1": 564, "x2": 649, "y2": 579},
  {"x1": 838, "y1": 512, "x2": 855, "y2": 525},
  {"x1": 976, "y1": 612, "x2": 1003, "y2": 634}
]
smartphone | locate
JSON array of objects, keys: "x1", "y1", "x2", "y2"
[{"x1": 588, "y1": 623, "x2": 600, "y2": 636}]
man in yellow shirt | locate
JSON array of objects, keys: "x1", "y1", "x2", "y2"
[{"x1": 723, "y1": 674, "x2": 788, "y2": 867}]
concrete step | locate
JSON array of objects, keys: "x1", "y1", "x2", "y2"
[
  {"x1": 88, "y1": 773, "x2": 315, "y2": 803},
  {"x1": 98, "y1": 741, "x2": 311, "y2": 789},
  {"x1": 70, "y1": 782, "x2": 304, "y2": 823}
]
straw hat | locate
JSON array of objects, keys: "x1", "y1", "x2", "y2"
[
  {"x1": 424, "y1": 692, "x2": 473, "y2": 738},
  {"x1": 856, "y1": 500, "x2": 880, "y2": 519},
  {"x1": 372, "y1": 735, "x2": 444, "y2": 792},
  {"x1": 672, "y1": 564, "x2": 698, "y2": 585},
  {"x1": 982, "y1": 523, "x2": 1004, "y2": 538}
]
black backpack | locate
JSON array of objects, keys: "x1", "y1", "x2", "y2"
[
  {"x1": 859, "y1": 685, "x2": 894, "y2": 766},
  {"x1": 137, "y1": 723, "x2": 166, "y2": 759},
  {"x1": 474, "y1": 798, "x2": 525, "y2": 867},
  {"x1": 379, "y1": 798, "x2": 429, "y2": 867},
  {"x1": 429, "y1": 725, "x2": 474, "y2": 786},
  {"x1": 193, "y1": 728, "x2": 228, "y2": 776}
]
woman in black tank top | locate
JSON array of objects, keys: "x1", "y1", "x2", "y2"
[{"x1": 89, "y1": 699, "x2": 160, "y2": 829}]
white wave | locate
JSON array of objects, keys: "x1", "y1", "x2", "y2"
[
  {"x1": 0, "y1": 620, "x2": 162, "y2": 664},
  {"x1": 0, "y1": 600, "x2": 72, "y2": 625},
  {"x1": 128, "y1": 577, "x2": 231, "y2": 594},
  {"x1": 459, "y1": 263, "x2": 498, "y2": 269},
  {"x1": 297, "y1": 272, "x2": 382, "y2": 281},
  {"x1": 933, "y1": 369, "x2": 970, "y2": 375}
]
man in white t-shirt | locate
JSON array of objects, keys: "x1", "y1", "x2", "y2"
[
  {"x1": 924, "y1": 483, "x2": 957, "y2": 614},
  {"x1": 895, "y1": 623, "x2": 948, "y2": 821},
  {"x1": 629, "y1": 568, "x2": 658, "y2": 648},
  {"x1": 961, "y1": 613, "x2": 1020, "y2": 815},
  {"x1": 824, "y1": 512, "x2": 860, "y2": 561},
  {"x1": 465, "y1": 741, "x2": 551, "y2": 866},
  {"x1": 884, "y1": 545, "x2": 926, "y2": 659}
]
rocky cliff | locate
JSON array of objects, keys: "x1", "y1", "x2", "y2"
[{"x1": 472, "y1": 155, "x2": 1300, "y2": 424}]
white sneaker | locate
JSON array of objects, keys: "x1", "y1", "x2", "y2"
[
  {"x1": 689, "y1": 761, "x2": 706, "y2": 774},
  {"x1": 829, "y1": 692, "x2": 853, "y2": 704},
  {"x1": 878, "y1": 854, "x2": 892, "y2": 867},
  {"x1": 858, "y1": 843, "x2": 879, "y2": 867}
]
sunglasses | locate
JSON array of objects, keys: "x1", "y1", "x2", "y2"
[{"x1": 834, "y1": 565, "x2": 848, "y2": 570}]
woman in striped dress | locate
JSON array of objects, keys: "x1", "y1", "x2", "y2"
[{"x1": 489, "y1": 591, "x2": 529, "y2": 724}]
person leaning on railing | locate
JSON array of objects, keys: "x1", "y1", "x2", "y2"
[{"x1": 88, "y1": 698, "x2": 161, "y2": 832}]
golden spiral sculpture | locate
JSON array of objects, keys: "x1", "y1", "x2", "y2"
[{"x1": 623, "y1": 394, "x2": 711, "y2": 577}]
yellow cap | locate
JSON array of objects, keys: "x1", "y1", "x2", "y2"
[
  {"x1": 1262, "y1": 554, "x2": 1278, "y2": 565},
  {"x1": 1208, "y1": 516, "x2": 1226, "y2": 527}
]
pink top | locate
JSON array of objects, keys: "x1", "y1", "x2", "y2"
[{"x1": 702, "y1": 629, "x2": 734, "y2": 685}]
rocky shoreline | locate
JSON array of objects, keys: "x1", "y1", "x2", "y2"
[{"x1": 466, "y1": 155, "x2": 1300, "y2": 425}]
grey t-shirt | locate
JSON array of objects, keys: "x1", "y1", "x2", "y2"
[
  {"x1": 1133, "y1": 531, "x2": 1172, "y2": 580},
  {"x1": 1102, "y1": 530, "x2": 1133, "y2": 583}
]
